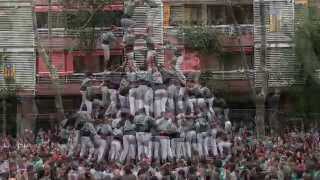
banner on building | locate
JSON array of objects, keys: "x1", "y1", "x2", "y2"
[
  {"x1": 3, "y1": 64, "x2": 16, "y2": 81},
  {"x1": 164, "y1": 3, "x2": 170, "y2": 32},
  {"x1": 269, "y1": 8, "x2": 281, "y2": 32}
]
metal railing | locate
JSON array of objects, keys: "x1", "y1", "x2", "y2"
[
  {"x1": 37, "y1": 27, "x2": 124, "y2": 38},
  {"x1": 167, "y1": 24, "x2": 254, "y2": 36},
  {"x1": 36, "y1": 69, "x2": 257, "y2": 84},
  {"x1": 203, "y1": 70, "x2": 255, "y2": 80},
  {"x1": 36, "y1": 72, "x2": 127, "y2": 84}
]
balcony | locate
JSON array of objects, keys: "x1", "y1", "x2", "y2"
[
  {"x1": 37, "y1": 27, "x2": 124, "y2": 49},
  {"x1": 164, "y1": 0, "x2": 252, "y2": 5},
  {"x1": 37, "y1": 26, "x2": 162, "y2": 50},
  {"x1": 201, "y1": 70, "x2": 254, "y2": 80},
  {"x1": 166, "y1": 24, "x2": 254, "y2": 51},
  {"x1": 36, "y1": 72, "x2": 126, "y2": 85},
  {"x1": 36, "y1": 69, "x2": 254, "y2": 86},
  {"x1": 35, "y1": 0, "x2": 123, "y2": 5}
]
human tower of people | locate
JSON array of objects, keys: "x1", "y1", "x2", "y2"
[
  {"x1": 70, "y1": 71, "x2": 230, "y2": 165},
  {"x1": 67, "y1": 0, "x2": 232, "y2": 166}
]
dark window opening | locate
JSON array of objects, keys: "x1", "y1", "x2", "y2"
[
  {"x1": 169, "y1": 6, "x2": 184, "y2": 26},
  {"x1": 184, "y1": 5, "x2": 202, "y2": 25},
  {"x1": 36, "y1": 98, "x2": 56, "y2": 114},
  {"x1": 207, "y1": 5, "x2": 253, "y2": 25},
  {"x1": 93, "y1": 11, "x2": 123, "y2": 27},
  {"x1": 207, "y1": 5, "x2": 226, "y2": 25},
  {"x1": 74, "y1": 55, "x2": 121, "y2": 73},
  {"x1": 36, "y1": 12, "x2": 65, "y2": 29},
  {"x1": 223, "y1": 53, "x2": 253, "y2": 71},
  {"x1": 106, "y1": 55, "x2": 123, "y2": 71}
]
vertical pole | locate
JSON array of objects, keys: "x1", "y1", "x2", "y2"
[
  {"x1": 256, "y1": 0, "x2": 267, "y2": 138},
  {"x1": 201, "y1": 4, "x2": 207, "y2": 26},
  {"x1": 16, "y1": 97, "x2": 22, "y2": 137},
  {"x1": 48, "y1": 0, "x2": 52, "y2": 53},
  {"x1": 47, "y1": 0, "x2": 65, "y2": 121}
]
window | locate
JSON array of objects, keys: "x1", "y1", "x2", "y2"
[
  {"x1": 223, "y1": 54, "x2": 253, "y2": 71},
  {"x1": 36, "y1": 98, "x2": 56, "y2": 114},
  {"x1": 269, "y1": 15, "x2": 281, "y2": 32},
  {"x1": 184, "y1": 5, "x2": 202, "y2": 25},
  {"x1": 73, "y1": 55, "x2": 104, "y2": 73},
  {"x1": 207, "y1": 5, "x2": 227, "y2": 25},
  {"x1": 207, "y1": 5, "x2": 253, "y2": 25},
  {"x1": 268, "y1": 6, "x2": 281, "y2": 32},
  {"x1": 169, "y1": 6, "x2": 184, "y2": 26},
  {"x1": 106, "y1": 55, "x2": 123, "y2": 71},
  {"x1": 93, "y1": 11, "x2": 123, "y2": 27},
  {"x1": 233, "y1": 5, "x2": 253, "y2": 24},
  {"x1": 0, "y1": 8, "x2": 13, "y2": 30},
  {"x1": 73, "y1": 56, "x2": 85, "y2": 73},
  {"x1": 73, "y1": 55, "x2": 122, "y2": 73},
  {"x1": 36, "y1": 12, "x2": 65, "y2": 28}
]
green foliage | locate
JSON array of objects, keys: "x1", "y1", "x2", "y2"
[
  {"x1": 178, "y1": 26, "x2": 223, "y2": 55},
  {"x1": 0, "y1": 86, "x2": 17, "y2": 98},
  {"x1": 295, "y1": 5, "x2": 320, "y2": 78},
  {"x1": 0, "y1": 51, "x2": 7, "y2": 68},
  {"x1": 78, "y1": 28, "x2": 98, "y2": 53},
  {"x1": 61, "y1": 0, "x2": 116, "y2": 52},
  {"x1": 290, "y1": 4, "x2": 320, "y2": 117}
]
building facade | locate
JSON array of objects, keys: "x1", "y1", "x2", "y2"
[
  {"x1": 0, "y1": 0, "x2": 308, "y2": 132},
  {"x1": 32, "y1": 0, "x2": 300, "y2": 126},
  {"x1": 0, "y1": 0, "x2": 37, "y2": 135}
]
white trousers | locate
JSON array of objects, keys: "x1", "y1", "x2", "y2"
[
  {"x1": 210, "y1": 137, "x2": 218, "y2": 156},
  {"x1": 136, "y1": 132, "x2": 151, "y2": 161},
  {"x1": 102, "y1": 44, "x2": 110, "y2": 66},
  {"x1": 187, "y1": 98, "x2": 197, "y2": 115},
  {"x1": 149, "y1": 138, "x2": 160, "y2": 160},
  {"x1": 144, "y1": 89, "x2": 154, "y2": 116},
  {"x1": 185, "y1": 130, "x2": 197, "y2": 159},
  {"x1": 80, "y1": 136, "x2": 94, "y2": 160},
  {"x1": 154, "y1": 89, "x2": 168, "y2": 118},
  {"x1": 159, "y1": 136, "x2": 173, "y2": 162},
  {"x1": 80, "y1": 91, "x2": 92, "y2": 114},
  {"x1": 101, "y1": 87, "x2": 110, "y2": 107},
  {"x1": 197, "y1": 132, "x2": 209, "y2": 158},
  {"x1": 146, "y1": 50, "x2": 157, "y2": 71},
  {"x1": 167, "y1": 97, "x2": 175, "y2": 113},
  {"x1": 129, "y1": 89, "x2": 137, "y2": 116},
  {"x1": 171, "y1": 137, "x2": 185, "y2": 159},
  {"x1": 109, "y1": 139, "x2": 122, "y2": 161},
  {"x1": 136, "y1": 99, "x2": 144, "y2": 112},
  {"x1": 176, "y1": 99, "x2": 186, "y2": 114},
  {"x1": 120, "y1": 135, "x2": 136, "y2": 163},
  {"x1": 93, "y1": 136, "x2": 107, "y2": 163}
]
